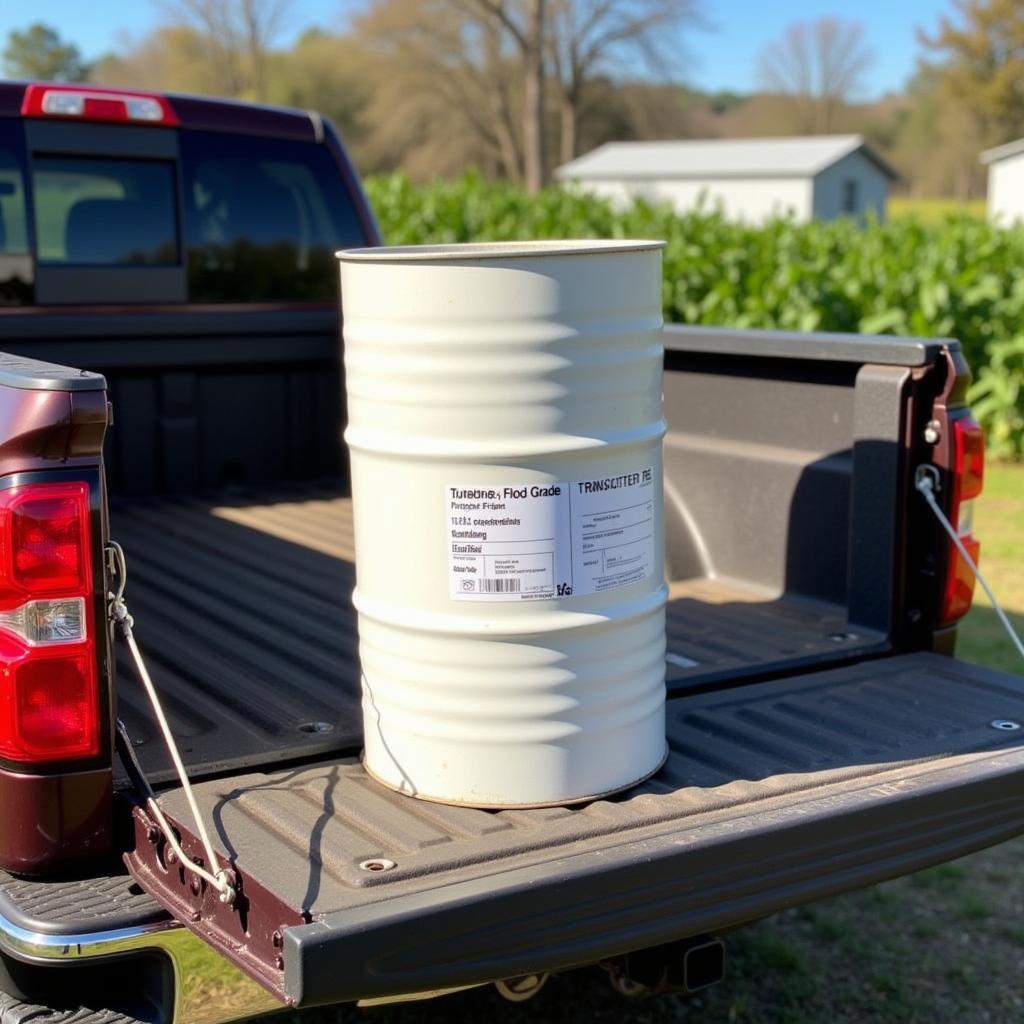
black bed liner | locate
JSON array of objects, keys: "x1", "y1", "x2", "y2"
[
  {"x1": 126, "y1": 652, "x2": 1024, "y2": 1005},
  {"x1": 111, "y1": 487, "x2": 881, "y2": 784}
]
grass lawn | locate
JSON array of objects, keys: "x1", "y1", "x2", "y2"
[
  {"x1": 956, "y1": 465, "x2": 1024, "y2": 674},
  {"x1": 888, "y1": 197, "x2": 988, "y2": 222},
  {"x1": 286, "y1": 466, "x2": 1024, "y2": 1024}
]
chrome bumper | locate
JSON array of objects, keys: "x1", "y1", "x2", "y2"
[{"x1": 0, "y1": 908, "x2": 283, "y2": 1024}]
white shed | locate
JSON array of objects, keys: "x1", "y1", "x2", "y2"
[
  {"x1": 555, "y1": 135, "x2": 895, "y2": 223},
  {"x1": 981, "y1": 139, "x2": 1024, "y2": 224}
]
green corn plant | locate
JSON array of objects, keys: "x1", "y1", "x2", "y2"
[
  {"x1": 969, "y1": 336, "x2": 1024, "y2": 461},
  {"x1": 365, "y1": 174, "x2": 1024, "y2": 458}
]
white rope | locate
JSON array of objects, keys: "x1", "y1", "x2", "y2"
[
  {"x1": 107, "y1": 542, "x2": 235, "y2": 905},
  {"x1": 915, "y1": 467, "x2": 1024, "y2": 666}
]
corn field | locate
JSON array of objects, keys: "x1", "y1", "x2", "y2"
[{"x1": 366, "y1": 173, "x2": 1024, "y2": 459}]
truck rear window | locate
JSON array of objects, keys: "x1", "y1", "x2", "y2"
[
  {"x1": 32, "y1": 157, "x2": 178, "y2": 266},
  {"x1": 0, "y1": 123, "x2": 32, "y2": 305},
  {"x1": 181, "y1": 130, "x2": 362, "y2": 302},
  {"x1": 0, "y1": 147, "x2": 28, "y2": 254}
]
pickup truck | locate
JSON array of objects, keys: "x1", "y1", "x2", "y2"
[{"x1": 0, "y1": 81, "x2": 1019, "y2": 1024}]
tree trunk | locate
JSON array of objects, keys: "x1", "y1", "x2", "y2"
[
  {"x1": 815, "y1": 95, "x2": 828, "y2": 134},
  {"x1": 484, "y1": 24, "x2": 524, "y2": 184},
  {"x1": 559, "y1": 92, "x2": 576, "y2": 166},
  {"x1": 250, "y1": 47, "x2": 266, "y2": 100},
  {"x1": 522, "y1": 0, "x2": 546, "y2": 194},
  {"x1": 494, "y1": 97, "x2": 524, "y2": 183}
]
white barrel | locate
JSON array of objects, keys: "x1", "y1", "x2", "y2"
[{"x1": 339, "y1": 240, "x2": 667, "y2": 807}]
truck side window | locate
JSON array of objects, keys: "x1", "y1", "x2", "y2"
[
  {"x1": 0, "y1": 123, "x2": 32, "y2": 304},
  {"x1": 31, "y1": 157, "x2": 178, "y2": 266},
  {"x1": 180, "y1": 130, "x2": 364, "y2": 302}
]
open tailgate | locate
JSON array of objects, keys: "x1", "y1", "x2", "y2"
[{"x1": 124, "y1": 652, "x2": 1024, "y2": 1006}]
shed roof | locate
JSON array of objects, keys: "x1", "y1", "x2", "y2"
[
  {"x1": 980, "y1": 138, "x2": 1024, "y2": 165},
  {"x1": 555, "y1": 135, "x2": 896, "y2": 181}
]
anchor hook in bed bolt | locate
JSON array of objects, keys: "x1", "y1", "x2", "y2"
[
  {"x1": 106, "y1": 540, "x2": 132, "y2": 628},
  {"x1": 106, "y1": 539, "x2": 237, "y2": 907},
  {"x1": 914, "y1": 464, "x2": 941, "y2": 495}
]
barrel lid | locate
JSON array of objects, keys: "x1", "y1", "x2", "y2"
[{"x1": 336, "y1": 239, "x2": 666, "y2": 261}]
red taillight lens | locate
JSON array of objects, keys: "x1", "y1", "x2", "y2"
[
  {"x1": 942, "y1": 535, "x2": 981, "y2": 625},
  {"x1": 0, "y1": 482, "x2": 99, "y2": 764},
  {"x1": 953, "y1": 416, "x2": 985, "y2": 505},
  {"x1": 20, "y1": 84, "x2": 178, "y2": 126},
  {"x1": 0, "y1": 639, "x2": 99, "y2": 760},
  {"x1": 83, "y1": 97, "x2": 123, "y2": 121},
  {"x1": 940, "y1": 416, "x2": 985, "y2": 626},
  {"x1": 7, "y1": 485, "x2": 91, "y2": 595}
]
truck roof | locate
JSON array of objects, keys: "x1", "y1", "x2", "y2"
[{"x1": 0, "y1": 80, "x2": 320, "y2": 142}]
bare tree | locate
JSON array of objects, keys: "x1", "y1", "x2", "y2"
[
  {"x1": 547, "y1": 0, "x2": 700, "y2": 164},
  {"x1": 352, "y1": 0, "x2": 700, "y2": 185},
  {"x1": 352, "y1": 0, "x2": 526, "y2": 181},
  {"x1": 461, "y1": 0, "x2": 547, "y2": 192},
  {"x1": 918, "y1": 0, "x2": 1024, "y2": 148},
  {"x1": 757, "y1": 17, "x2": 874, "y2": 134},
  {"x1": 522, "y1": 0, "x2": 546, "y2": 193},
  {"x1": 160, "y1": 0, "x2": 291, "y2": 99},
  {"x1": 354, "y1": 0, "x2": 547, "y2": 188}
]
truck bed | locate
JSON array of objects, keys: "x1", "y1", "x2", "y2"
[
  {"x1": 110, "y1": 485, "x2": 883, "y2": 783},
  {"x1": 128, "y1": 651, "x2": 1024, "y2": 1005}
]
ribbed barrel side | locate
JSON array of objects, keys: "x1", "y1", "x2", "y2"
[{"x1": 340, "y1": 241, "x2": 667, "y2": 807}]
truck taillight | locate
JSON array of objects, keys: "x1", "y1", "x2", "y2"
[
  {"x1": 21, "y1": 84, "x2": 179, "y2": 127},
  {"x1": 0, "y1": 483, "x2": 99, "y2": 763},
  {"x1": 940, "y1": 417, "x2": 985, "y2": 625}
]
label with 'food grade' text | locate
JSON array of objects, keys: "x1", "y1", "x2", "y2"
[{"x1": 446, "y1": 468, "x2": 656, "y2": 601}]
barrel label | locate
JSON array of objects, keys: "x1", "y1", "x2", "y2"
[
  {"x1": 446, "y1": 468, "x2": 656, "y2": 601},
  {"x1": 572, "y1": 469, "x2": 657, "y2": 596}
]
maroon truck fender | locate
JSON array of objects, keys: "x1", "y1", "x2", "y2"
[{"x1": 0, "y1": 354, "x2": 112, "y2": 874}]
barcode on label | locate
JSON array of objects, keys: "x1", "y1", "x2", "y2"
[{"x1": 479, "y1": 578, "x2": 522, "y2": 593}]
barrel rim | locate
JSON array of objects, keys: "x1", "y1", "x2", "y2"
[{"x1": 336, "y1": 239, "x2": 666, "y2": 262}]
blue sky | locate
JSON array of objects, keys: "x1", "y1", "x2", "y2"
[{"x1": 2, "y1": 0, "x2": 954, "y2": 99}]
